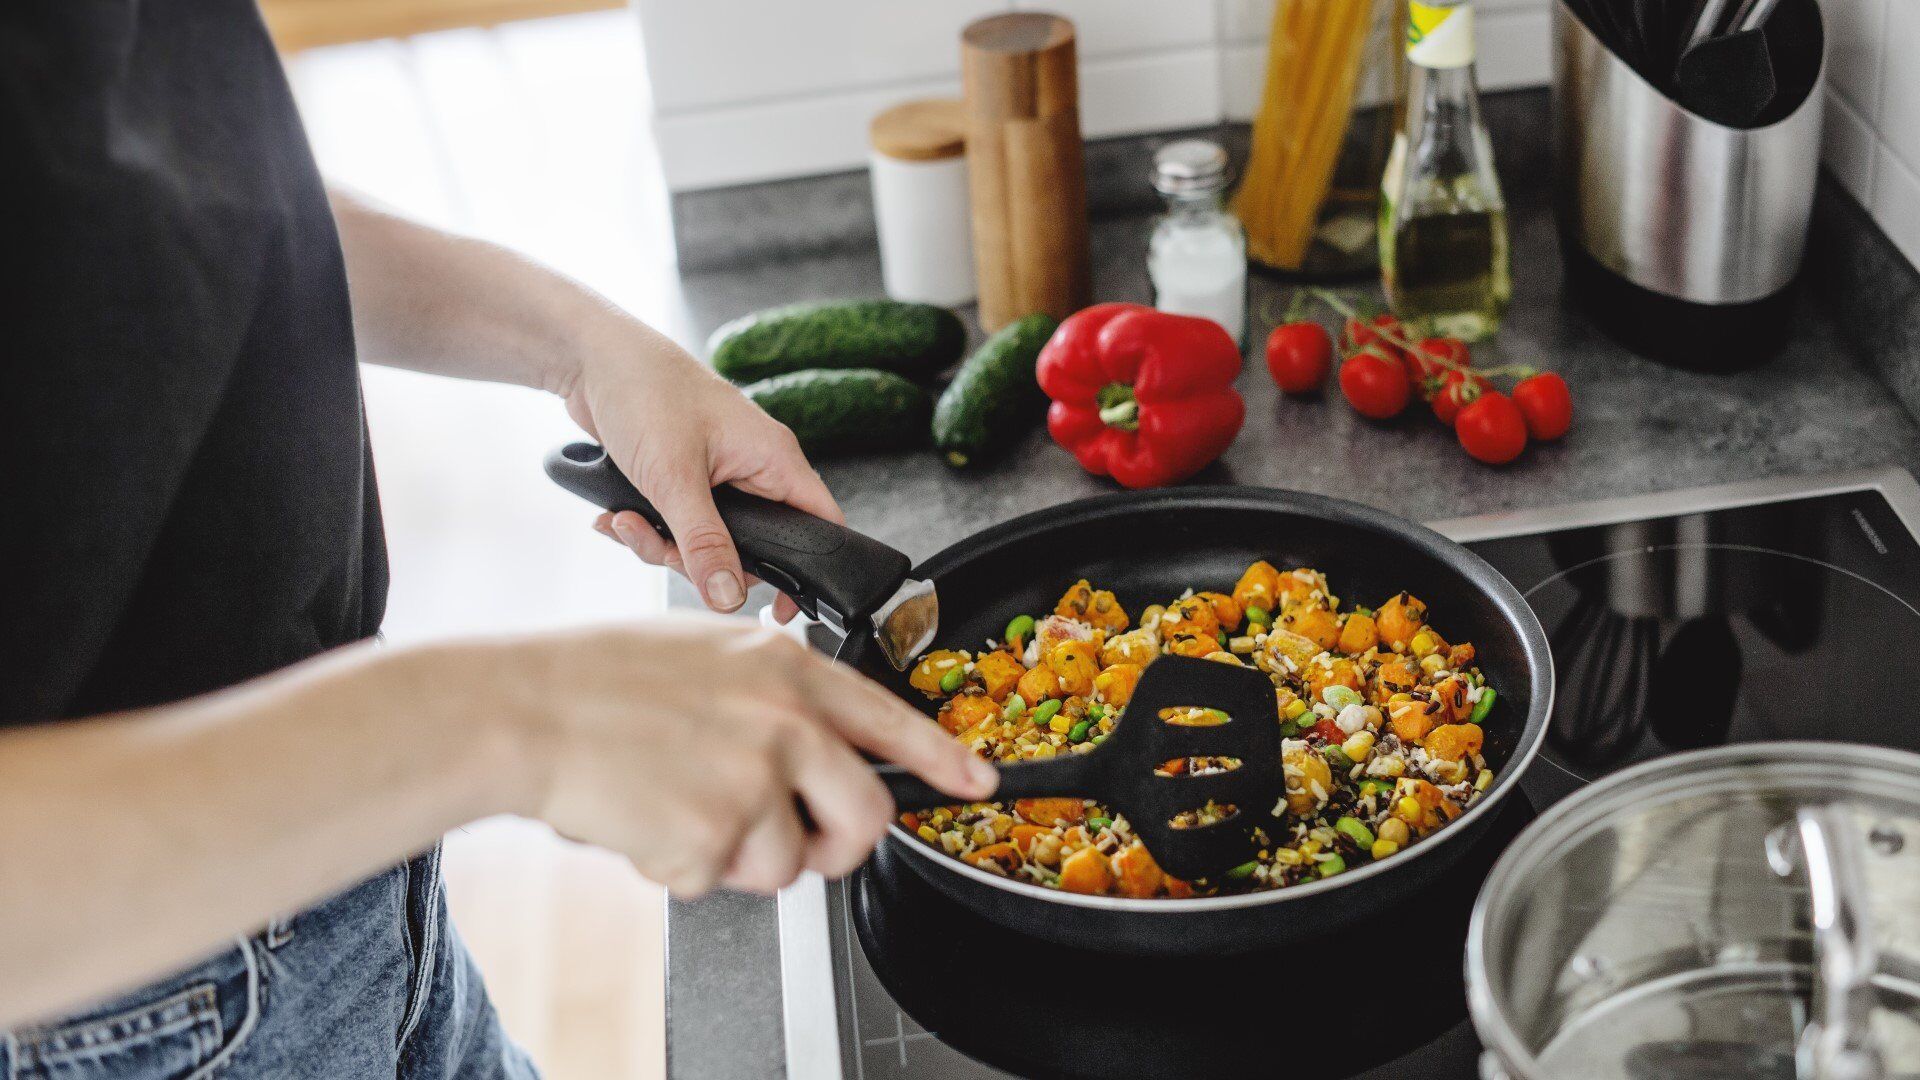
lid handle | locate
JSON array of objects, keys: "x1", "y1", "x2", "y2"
[{"x1": 1767, "y1": 803, "x2": 1886, "y2": 1080}]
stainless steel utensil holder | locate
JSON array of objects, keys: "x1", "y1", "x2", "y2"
[{"x1": 1551, "y1": 0, "x2": 1825, "y2": 370}]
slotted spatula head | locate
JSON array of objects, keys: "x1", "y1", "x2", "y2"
[{"x1": 880, "y1": 655, "x2": 1289, "y2": 882}]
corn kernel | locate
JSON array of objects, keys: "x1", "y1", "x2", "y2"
[
  {"x1": 1419, "y1": 653, "x2": 1447, "y2": 675},
  {"x1": 1397, "y1": 796, "x2": 1423, "y2": 821},
  {"x1": 1388, "y1": 692, "x2": 1413, "y2": 705},
  {"x1": 1341, "y1": 730, "x2": 1377, "y2": 760},
  {"x1": 1272, "y1": 847, "x2": 1303, "y2": 865},
  {"x1": 1476, "y1": 769, "x2": 1496, "y2": 792},
  {"x1": 1378, "y1": 817, "x2": 1410, "y2": 845},
  {"x1": 917, "y1": 825, "x2": 940, "y2": 843},
  {"x1": 1371, "y1": 755, "x2": 1406, "y2": 778},
  {"x1": 1371, "y1": 839, "x2": 1401, "y2": 859},
  {"x1": 931, "y1": 807, "x2": 952, "y2": 827},
  {"x1": 1410, "y1": 631, "x2": 1438, "y2": 657},
  {"x1": 1283, "y1": 698, "x2": 1309, "y2": 720},
  {"x1": 1030, "y1": 742, "x2": 1057, "y2": 759},
  {"x1": 1049, "y1": 714, "x2": 1072, "y2": 734}
]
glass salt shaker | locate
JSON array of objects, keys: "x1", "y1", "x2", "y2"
[{"x1": 1149, "y1": 139, "x2": 1247, "y2": 348}]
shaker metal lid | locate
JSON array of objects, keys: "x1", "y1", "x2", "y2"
[{"x1": 1152, "y1": 138, "x2": 1230, "y2": 195}]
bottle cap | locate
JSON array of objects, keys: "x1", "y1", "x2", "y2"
[{"x1": 1152, "y1": 139, "x2": 1230, "y2": 196}]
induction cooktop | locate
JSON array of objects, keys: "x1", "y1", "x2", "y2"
[{"x1": 775, "y1": 467, "x2": 1920, "y2": 1080}]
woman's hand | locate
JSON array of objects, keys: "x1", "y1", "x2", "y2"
[
  {"x1": 561, "y1": 315, "x2": 834, "y2": 620},
  {"x1": 473, "y1": 616, "x2": 997, "y2": 896}
]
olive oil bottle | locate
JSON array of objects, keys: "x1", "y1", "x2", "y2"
[{"x1": 1380, "y1": 0, "x2": 1510, "y2": 341}]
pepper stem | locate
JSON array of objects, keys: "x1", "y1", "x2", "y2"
[{"x1": 1096, "y1": 383, "x2": 1139, "y2": 431}]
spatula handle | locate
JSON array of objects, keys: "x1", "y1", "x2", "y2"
[
  {"x1": 876, "y1": 753, "x2": 1102, "y2": 812},
  {"x1": 544, "y1": 441, "x2": 910, "y2": 627}
]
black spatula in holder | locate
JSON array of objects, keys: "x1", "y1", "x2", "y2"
[{"x1": 879, "y1": 654, "x2": 1288, "y2": 883}]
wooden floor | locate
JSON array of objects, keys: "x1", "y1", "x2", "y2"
[{"x1": 286, "y1": 13, "x2": 677, "y2": 1079}]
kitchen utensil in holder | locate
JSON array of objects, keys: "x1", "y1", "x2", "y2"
[{"x1": 1551, "y1": 0, "x2": 1824, "y2": 372}]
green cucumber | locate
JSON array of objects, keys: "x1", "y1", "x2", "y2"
[
  {"x1": 708, "y1": 299, "x2": 965, "y2": 384},
  {"x1": 741, "y1": 369, "x2": 931, "y2": 454},
  {"x1": 931, "y1": 313, "x2": 1058, "y2": 469}
]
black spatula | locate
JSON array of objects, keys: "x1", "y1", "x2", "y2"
[
  {"x1": 880, "y1": 654, "x2": 1289, "y2": 882},
  {"x1": 1675, "y1": 0, "x2": 1784, "y2": 126}
]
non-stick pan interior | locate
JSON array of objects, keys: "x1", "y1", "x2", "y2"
[{"x1": 845, "y1": 488, "x2": 1542, "y2": 777}]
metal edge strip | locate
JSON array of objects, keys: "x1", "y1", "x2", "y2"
[
  {"x1": 1428, "y1": 466, "x2": 1920, "y2": 542},
  {"x1": 777, "y1": 872, "x2": 845, "y2": 1080}
]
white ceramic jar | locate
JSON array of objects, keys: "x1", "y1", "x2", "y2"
[{"x1": 868, "y1": 99, "x2": 975, "y2": 308}]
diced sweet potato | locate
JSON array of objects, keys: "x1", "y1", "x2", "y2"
[
  {"x1": 972, "y1": 651, "x2": 1026, "y2": 702},
  {"x1": 1376, "y1": 592, "x2": 1428, "y2": 650},
  {"x1": 938, "y1": 693, "x2": 999, "y2": 735},
  {"x1": 1100, "y1": 628, "x2": 1157, "y2": 668},
  {"x1": 1337, "y1": 612, "x2": 1379, "y2": 654},
  {"x1": 1263, "y1": 628, "x2": 1322, "y2": 671},
  {"x1": 1047, "y1": 640, "x2": 1100, "y2": 697},
  {"x1": 1016, "y1": 798, "x2": 1086, "y2": 827},
  {"x1": 1393, "y1": 778, "x2": 1462, "y2": 834},
  {"x1": 1194, "y1": 591, "x2": 1243, "y2": 632},
  {"x1": 1009, "y1": 824, "x2": 1053, "y2": 853},
  {"x1": 1161, "y1": 596, "x2": 1221, "y2": 640},
  {"x1": 1017, "y1": 664, "x2": 1061, "y2": 704},
  {"x1": 1371, "y1": 656, "x2": 1420, "y2": 703},
  {"x1": 964, "y1": 842, "x2": 1020, "y2": 875},
  {"x1": 1163, "y1": 877, "x2": 1196, "y2": 899},
  {"x1": 1163, "y1": 630, "x2": 1220, "y2": 658},
  {"x1": 1283, "y1": 743, "x2": 1333, "y2": 815},
  {"x1": 1276, "y1": 568, "x2": 1329, "y2": 608},
  {"x1": 1093, "y1": 662, "x2": 1143, "y2": 706},
  {"x1": 1059, "y1": 846, "x2": 1114, "y2": 895},
  {"x1": 1233, "y1": 561, "x2": 1282, "y2": 612},
  {"x1": 1283, "y1": 605, "x2": 1341, "y2": 651},
  {"x1": 1113, "y1": 843, "x2": 1165, "y2": 899},
  {"x1": 1432, "y1": 675, "x2": 1471, "y2": 723},
  {"x1": 1055, "y1": 579, "x2": 1131, "y2": 635},
  {"x1": 1388, "y1": 698, "x2": 1438, "y2": 743},
  {"x1": 1306, "y1": 656, "x2": 1362, "y2": 702},
  {"x1": 1423, "y1": 723, "x2": 1484, "y2": 762},
  {"x1": 908, "y1": 650, "x2": 969, "y2": 697}
]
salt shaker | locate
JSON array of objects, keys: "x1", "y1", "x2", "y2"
[
  {"x1": 1149, "y1": 140, "x2": 1247, "y2": 348},
  {"x1": 868, "y1": 99, "x2": 975, "y2": 308}
]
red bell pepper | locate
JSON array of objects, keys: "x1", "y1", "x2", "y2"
[{"x1": 1036, "y1": 304, "x2": 1244, "y2": 488}]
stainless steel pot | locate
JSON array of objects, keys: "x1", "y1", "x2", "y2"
[{"x1": 1469, "y1": 743, "x2": 1920, "y2": 1080}]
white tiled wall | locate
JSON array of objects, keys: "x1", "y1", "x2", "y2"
[
  {"x1": 1823, "y1": 0, "x2": 1920, "y2": 269},
  {"x1": 639, "y1": 0, "x2": 1554, "y2": 192}
]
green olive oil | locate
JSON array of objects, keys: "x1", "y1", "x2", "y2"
[{"x1": 1380, "y1": 0, "x2": 1510, "y2": 341}]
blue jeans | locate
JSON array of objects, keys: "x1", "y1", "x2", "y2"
[{"x1": 0, "y1": 848, "x2": 537, "y2": 1080}]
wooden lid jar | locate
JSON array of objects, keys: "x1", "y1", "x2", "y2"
[{"x1": 869, "y1": 99, "x2": 975, "y2": 307}]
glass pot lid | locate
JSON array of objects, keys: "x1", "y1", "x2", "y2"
[{"x1": 1468, "y1": 742, "x2": 1920, "y2": 1080}]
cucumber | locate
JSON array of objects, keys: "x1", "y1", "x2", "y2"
[
  {"x1": 742, "y1": 368, "x2": 932, "y2": 454},
  {"x1": 708, "y1": 299, "x2": 965, "y2": 384},
  {"x1": 931, "y1": 313, "x2": 1059, "y2": 468}
]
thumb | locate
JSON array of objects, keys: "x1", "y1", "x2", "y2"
[{"x1": 645, "y1": 467, "x2": 747, "y2": 613}]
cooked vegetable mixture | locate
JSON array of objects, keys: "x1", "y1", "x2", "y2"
[{"x1": 902, "y1": 563, "x2": 1498, "y2": 898}]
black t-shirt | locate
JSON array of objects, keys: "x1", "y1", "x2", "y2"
[{"x1": 0, "y1": 0, "x2": 387, "y2": 724}]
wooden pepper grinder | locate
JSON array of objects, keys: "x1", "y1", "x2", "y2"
[{"x1": 961, "y1": 12, "x2": 1092, "y2": 332}]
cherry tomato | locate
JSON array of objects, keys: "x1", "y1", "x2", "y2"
[
  {"x1": 1343, "y1": 314, "x2": 1405, "y2": 369},
  {"x1": 1338, "y1": 352, "x2": 1411, "y2": 419},
  {"x1": 1407, "y1": 337, "x2": 1470, "y2": 394},
  {"x1": 1512, "y1": 372, "x2": 1574, "y2": 441},
  {"x1": 1431, "y1": 369, "x2": 1488, "y2": 425},
  {"x1": 1265, "y1": 321, "x2": 1333, "y2": 394},
  {"x1": 1311, "y1": 719, "x2": 1345, "y2": 743},
  {"x1": 1455, "y1": 391, "x2": 1529, "y2": 465}
]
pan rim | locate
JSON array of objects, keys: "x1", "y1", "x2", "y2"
[{"x1": 871, "y1": 484, "x2": 1555, "y2": 915}]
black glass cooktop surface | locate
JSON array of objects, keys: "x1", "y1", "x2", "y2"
[{"x1": 782, "y1": 474, "x2": 1920, "y2": 1080}]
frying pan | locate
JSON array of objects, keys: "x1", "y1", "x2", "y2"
[{"x1": 548, "y1": 445, "x2": 1554, "y2": 957}]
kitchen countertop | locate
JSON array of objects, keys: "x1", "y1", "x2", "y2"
[{"x1": 663, "y1": 196, "x2": 1920, "y2": 1079}]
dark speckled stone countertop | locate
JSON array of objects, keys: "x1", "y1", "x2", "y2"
[{"x1": 663, "y1": 188, "x2": 1920, "y2": 1079}]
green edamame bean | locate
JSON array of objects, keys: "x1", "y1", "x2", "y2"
[
  {"x1": 1334, "y1": 816, "x2": 1375, "y2": 848},
  {"x1": 1005, "y1": 614, "x2": 1035, "y2": 645},
  {"x1": 938, "y1": 667, "x2": 965, "y2": 693},
  {"x1": 1469, "y1": 687, "x2": 1496, "y2": 724},
  {"x1": 1225, "y1": 860, "x2": 1259, "y2": 880},
  {"x1": 1318, "y1": 854, "x2": 1347, "y2": 877},
  {"x1": 1002, "y1": 694, "x2": 1026, "y2": 720},
  {"x1": 1031, "y1": 699, "x2": 1063, "y2": 724},
  {"x1": 1068, "y1": 720, "x2": 1092, "y2": 743}
]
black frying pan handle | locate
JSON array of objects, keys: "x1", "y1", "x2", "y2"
[
  {"x1": 875, "y1": 753, "x2": 1100, "y2": 812},
  {"x1": 544, "y1": 442, "x2": 911, "y2": 627}
]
